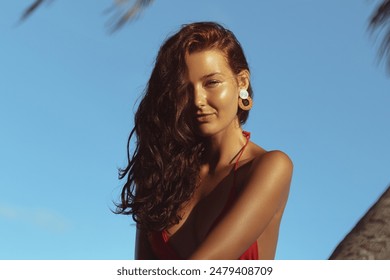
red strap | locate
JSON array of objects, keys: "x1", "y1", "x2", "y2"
[
  {"x1": 218, "y1": 130, "x2": 251, "y2": 219},
  {"x1": 234, "y1": 131, "x2": 250, "y2": 171},
  {"x1": 151, "y1": 131, "x2": 254, "y2": 259},
  {"x1": 232, "y1": 131, "x2": 250, "y2": 199}
]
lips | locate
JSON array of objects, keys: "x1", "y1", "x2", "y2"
[{"x1": 196, "y1": 113, "x2": 215, "y2": 122}]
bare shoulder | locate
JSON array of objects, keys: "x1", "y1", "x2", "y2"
[
  {"x1": 244, "y1": 143, "x2": 293, "y2": 197},
  {"x1": 247, "y1": 142, "x2": 293, "y2": 172},
  {"x1": 254, "y1": 150, "x2": 293, "y2": 171},
  {"x1": 248, "y1": 142, "x2": 293, "y2": 171}
]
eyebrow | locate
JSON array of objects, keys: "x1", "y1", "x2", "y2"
[{"x1": 201, "y1": 72, "x2": 223, "y2": 80}]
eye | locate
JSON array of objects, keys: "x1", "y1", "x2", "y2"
[{"x1": 204, "y1": 79, "x2": 221, "y2": 88}]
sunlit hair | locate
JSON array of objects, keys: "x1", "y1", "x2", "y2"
[{"x1": 116, "y1": 22, "x2": 253, "y2": 232}]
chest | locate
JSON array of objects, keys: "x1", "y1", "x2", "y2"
[
  {"x1": 165, "y1": 159, "x2": 256, "y2": 258},
  {"x1": 165, "y1": 167, "x2": 235, "y2": 258}
]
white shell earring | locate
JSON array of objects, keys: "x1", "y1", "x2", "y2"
[{"x1": 238, "y1": 89, "x2": 253, "y2": 110}]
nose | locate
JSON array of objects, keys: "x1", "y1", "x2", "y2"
[{"x1": 193, "y1": 85, "x2": 207, "y2": 108}]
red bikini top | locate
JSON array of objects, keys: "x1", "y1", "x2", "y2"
[{"x1": 149, "y1": 131, "x2": 258, "y2": 259}]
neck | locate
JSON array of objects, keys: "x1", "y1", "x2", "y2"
[{"x1": 202, "y1": 121, "x2": 247, "y2": 172}]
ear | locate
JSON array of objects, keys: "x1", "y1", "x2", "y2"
[{"x1": 236, "y1": 70, "x2": 250, "y2": 91}]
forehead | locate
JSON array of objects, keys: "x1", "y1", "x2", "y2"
[{"x1": 185, "y1": 49, "x2": 233, "y2": 79}]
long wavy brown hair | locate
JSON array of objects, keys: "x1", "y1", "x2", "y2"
[{"x1": 116, "y1": 22, "x2": 253, "y2": 232}]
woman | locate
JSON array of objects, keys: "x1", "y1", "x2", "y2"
[{"x1": 116, "y1": 22, "x2": 293, "y2": 260}]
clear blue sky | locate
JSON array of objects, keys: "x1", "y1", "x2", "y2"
[{"x1": 0, "y1": 0, "x2": 389, "y2": 260}]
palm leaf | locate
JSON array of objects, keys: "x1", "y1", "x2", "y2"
[
  {"x1": 369, "y1": 0, "x2": 390, "y2": 72},
  {"x1": 21, "y1": 0, "x2": 47, "y2": 21},
  {"x1": 21, "y1": 0, "x2": 154, "y2": 31},
  {"x1": 105, "y1": 0, "x2": 154, "y2": 32}
]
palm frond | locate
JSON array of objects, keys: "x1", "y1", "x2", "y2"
[
  {"x1": 21, "y1": 0, "x2": 154, "y2": 32},
  {"x1": 369, "y1": 0, "x2": 390, "y2": 72},
  {"x1": 21, "y1": 0, "x2": 47, "y2": 21},
  {"x1": 105, "y1": 0, "x2": 154, "y2": 32}
]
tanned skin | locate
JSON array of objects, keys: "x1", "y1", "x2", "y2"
[{"x1": 135, "y1": 49, "x2": 293, "y2": 260}]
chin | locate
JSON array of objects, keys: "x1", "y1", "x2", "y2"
[
  {"x1": 195, "y1": 124, "x2": 225, "y2": 138},
  {"x1": 195, "y1": 126, "x2": 216, "y2": 137}
]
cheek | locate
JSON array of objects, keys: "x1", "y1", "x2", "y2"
[
  {"x1": 214, "y1": 86, "x2": 238, "y2": 110},
  {"x1": 210, "y1": 86, "x2": 238, "y2": 108}
]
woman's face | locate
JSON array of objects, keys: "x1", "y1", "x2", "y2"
[{"x1": 185, "y1": 49, "x2": 248, "y2": 137}]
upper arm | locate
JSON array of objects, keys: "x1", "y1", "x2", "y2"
[{"x1": 189, "y1": 150, "x2": 293, "y2": 259}]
